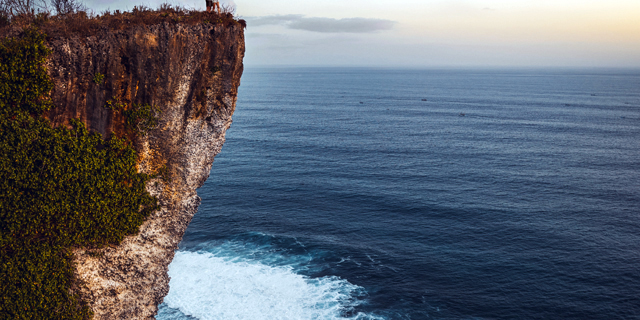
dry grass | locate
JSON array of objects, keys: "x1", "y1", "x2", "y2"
[{"x1": 0, "y1": 3, "x2": 247, "y2": 38}]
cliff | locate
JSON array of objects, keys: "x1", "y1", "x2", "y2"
[{"x1": 42, "y1": 22, "x2": 244, "y2": 318}]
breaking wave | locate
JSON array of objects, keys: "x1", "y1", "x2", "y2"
[{"x1": 156, "y1": 236, "x2": 382, "y2": 320}]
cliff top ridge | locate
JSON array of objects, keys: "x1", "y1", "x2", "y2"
[{"x1": 0, "y1": 2, "x2": 246, "y2": 38}]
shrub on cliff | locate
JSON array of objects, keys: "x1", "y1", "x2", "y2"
[
  {"x1": 0, "y1": 28, "x2": 158, "y2": 319},
  {"x1": 0, "y1": 2, "x2": 246, "y2": 38}
]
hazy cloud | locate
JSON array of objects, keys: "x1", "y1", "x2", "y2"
[
  {"x1": 248, "y1": 14, "x2": 303, "y2": 26},
  {"x1": 247, "y1": 15, "x2": 396, "y2": 33},
  {"x1": 289, "y1": 17, "x2": 396, "y2": 33}
]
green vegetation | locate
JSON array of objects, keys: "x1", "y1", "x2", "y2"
[
  {"x1": 0, "y1": 28, "x2": 158, "y2": 319},
  {"x1": 105, "y1": 98, "x2": 160, "y2": 136},
  {"x1": 92, "y1": 72, "x2": 104, "y2": 85},
  {"x1": 0, "y1": 28, "x2": 54, "y2": 115}
]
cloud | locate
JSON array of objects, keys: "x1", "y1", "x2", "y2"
[
  {"x1": 246, "y1": 15, "x2": 396, "y2": 33},
  {"x1": 289, "y1": 17, "x2": 396, "y2": 33},
  {"x1": 248, "y1": 14, "x2": 305, "y2": 27}
]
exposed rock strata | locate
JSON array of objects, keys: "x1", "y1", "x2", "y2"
[{"x1": 43, "y1": 22, "x2": 244, "y2": 319}]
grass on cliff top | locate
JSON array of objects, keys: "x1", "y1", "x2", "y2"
[
  {"x1": 0, "y1": 3, "x2": 246, "y2": 38},
  {"x1": 0, "y1": 28, "x2": 159, "y2": 319}
]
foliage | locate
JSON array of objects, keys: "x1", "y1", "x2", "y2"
[
  {"x1": 0, "y1": 2, "x2": 245, "y2": 38},
  {"x1": 49, "y1": 0, "x2": 86, "y2": 16},
  {"x1": 0, "y1": 0, "x2": 84, "y2": 19},
  {"x1": 1, "y1": 0, "x2": 47, "y2": 17},
  {"x1": 0, "y1": 27, "x2": 53, "y2": 115},
  {"x1": 0, "y1": 28, "x2": 158, "y2": 319},
  {"x1": 105, "y1": 98, "x2": 160, "y2": 136},
  {"x1": 92, "y1": 72, "x2": 103, "y2": 85},
  {"x1": 124, "y1": 103, "x2": 160, "y2": 135}
]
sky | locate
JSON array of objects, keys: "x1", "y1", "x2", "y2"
[{"x1": 85, "y1": 0, "x2": 640, "y2": 68}]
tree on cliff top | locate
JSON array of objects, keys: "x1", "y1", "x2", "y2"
[
  {"x1": 0, "y1": 0, "x2": 85, "y2": 18},
  {"x1": 49, "y1": 0, "x2": 86, "y2": 15}
]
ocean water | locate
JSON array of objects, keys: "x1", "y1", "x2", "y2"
[{"x1": 156, "y1": 68, "x2": 640, "y2": 320}]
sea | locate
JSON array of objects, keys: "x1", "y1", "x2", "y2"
[{"x1": 156, "y1": 68, "x2": 640, "y2": 320}]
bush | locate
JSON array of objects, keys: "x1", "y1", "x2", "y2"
[
  {"x1": 105, "y1": 98, "x2": 160, "y2": 136},
  {"x1": 92, "y1": 72, "x2": 104, "y2": 85},
  {"x1": 0, "y1": 2, "x2": 245, "y2": 38},
  {"x1": 0, "y1": 28, "x2": 53, "y2": 115}
]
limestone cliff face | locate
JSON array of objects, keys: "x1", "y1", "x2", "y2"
[{"x1": 44, "y1": 22, "x2": 244, "y2": 319}]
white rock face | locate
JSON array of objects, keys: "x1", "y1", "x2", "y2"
[{"x1": 45, "y1": 22, "x2": 245, "y2": 319}]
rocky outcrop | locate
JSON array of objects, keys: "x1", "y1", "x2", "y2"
[{"x1": 44, "y1": 22, "x2": 244, "y2": 319}]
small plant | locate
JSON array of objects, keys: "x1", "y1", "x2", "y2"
[
  {"x1": 104, "y1": 97, "x2": 126, "y2": 111},
  {"x1": 92, "y1": 72, "x2": 104, "y2": 85},
  {"x1": 105, "y1": 98, "x2": 160, "y2": 136},
  {"x1": 153, "y1": 164, "x2": 170, "y2": 182},
  {"x1": 124, "y1": 103, "x2": 160, "y2": 135}
]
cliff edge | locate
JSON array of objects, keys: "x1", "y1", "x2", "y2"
[{"x1": 43, "y1": 22, "x2": 244, "y2": 318}]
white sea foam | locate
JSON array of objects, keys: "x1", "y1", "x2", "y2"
[{"x1": 160, "y1": 249, "x2": 376, "y2": 320}]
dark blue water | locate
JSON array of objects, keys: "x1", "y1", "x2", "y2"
[{"x1": 157, "y1": 68, "x2": 640, "y2": 320}]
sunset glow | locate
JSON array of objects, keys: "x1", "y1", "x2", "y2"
[{"x1": 86, "y1": 0, "x2": 640, "y2": 67}]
